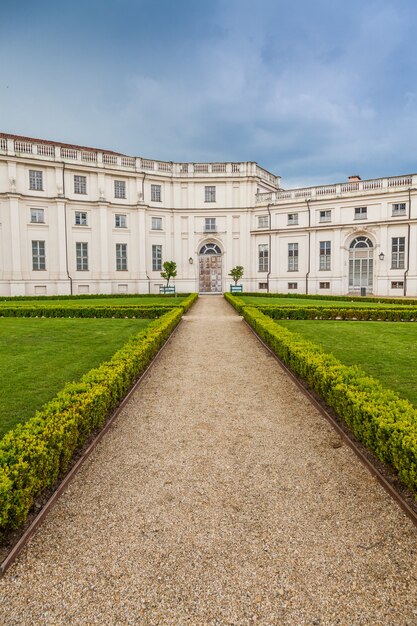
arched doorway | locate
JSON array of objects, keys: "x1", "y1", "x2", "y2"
[
  {"x1": 199, "y1": 243, "x2": 222, "y2": 293},
  {"x1": 348, "y1": 236, "x2": 374, "y2": 293}
]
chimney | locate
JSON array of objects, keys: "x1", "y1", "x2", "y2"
[{"x1": 348, "y1": 174, "x2": 361, "y2": 182}]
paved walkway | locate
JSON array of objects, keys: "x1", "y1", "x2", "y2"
[{"x1": 1, "y1": 297, "x2": 416, "y2": 625}]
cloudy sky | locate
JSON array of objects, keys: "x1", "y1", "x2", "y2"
[{"x1": 2, "y1": 0, "x2": 417, "y2": 187}]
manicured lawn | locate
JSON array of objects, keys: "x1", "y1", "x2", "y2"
[
  {"x1": 240, "y1": 296, "x2": 416, "y2": 308},
  {"x1": 0, "y1": 318, "x2": 151, "y2": 438},
  {"x1": 275, "y1": 319, "x2": 417, "y2": 407},
  {"x1": 0, "y1": 296, "x2": 186, "y2": 307}
]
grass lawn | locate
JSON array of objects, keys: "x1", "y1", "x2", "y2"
[
  {"x1": 0, "y1": 295, "x2": 186, "y2": 307},
  {"x1": 0, "y1": 317, "x2": 151, "y2": 438},
  {"x1": 240, "y1": 296, "x2": 416, "y2": 308},
  {"x1": 275, "y1": 319, "x2": 417, "y2": 407}
]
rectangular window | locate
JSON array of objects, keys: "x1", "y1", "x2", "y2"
[
  {"x1": 392, "y1": 203, "x2": 406, "y2": 216},
  {"x1": 32, "y1": 240, "x2": 46, "y2": 270},
  {"x1": 30, "y1": 208, "x2": 45, "y2": 223},
  {"x1": 205, "y1": 218, "x2": 216, "y2": 232},
  {"x1": 354, "y1": 206, "x2": 367, "y2": 219},
  {"x1": 152, "y1": 244, "x2": 162, "y2": 271},
  {"x1": 288, "y1": 282, "x2": 298, "y2": 290},
  {"x1": 76, "y1": 242, "x2": 89, "y2": 271},
  {"x1": 29, "y1": 170, "x2": 43, "y2": 191},
  {"x1": 151, "y1": 184, "x2": 161, "y2": 202},
  {"x1": 258, "y1": 215, "x2": 269, "y2": 229},
  {"x1": 287, "y1": 213, "x2": 298, "y2": 225},
  {"x1": 319, "y1": 282, "x2": 330, "y2": 289},
  {"x1": 115, "y1": 214, "x2": 127, "y2": 228},
  {"x1": 116, "y1": 243, "x2": 127, "y2": 271},
  {"x1": 205, "y1": 186, "x2": 216, "y2": 202},
  {"x1": 319, "y1": 241, "x2": 331, "y2": 270},
  {"x1": 391, "y1": 281, "x2": 404, "y2": 289},
  {"x1": 114, "y1": 180, "x2": 126, "y2": 199},
  {"x1": 75, "y1": 211, "x2": 88, "y2": 226},
  {"x1": 391, "y1": 237, "x2": 405, "y2": 269},
  {"x1": 288, "y1": 243, "x2": 299, "y2": 271},
  {"x1": 74, "y1": 175, "x2": 87, "y2": 194},
  {"x1": 151, "y1": 217, "x2": 162, "y2": 230},
  {"x1": 319, "y1": 210, "x2": 332, "y2": 223},
  {"x1": 258, "y1": 282, "x2": 268, "y2": 289},
  {"x1": 258, "y1": 244, "x2": 269, "y2": 272}
]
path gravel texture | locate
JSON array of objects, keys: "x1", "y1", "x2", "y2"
[{"x1": 1, "y1": 296, "x2": 416, "y2": 625}]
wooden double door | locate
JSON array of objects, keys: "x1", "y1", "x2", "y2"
[{"x1": 199, "y1": 255, "x2": 222, "y2": 293}]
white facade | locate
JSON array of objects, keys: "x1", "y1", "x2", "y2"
[{"x1": 0, "y1": 132, "x2": 416, "y2": 297}]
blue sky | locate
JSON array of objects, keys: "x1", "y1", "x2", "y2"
[{"x1": 2, "y1": 0, "x2": 417, "y2": 187}]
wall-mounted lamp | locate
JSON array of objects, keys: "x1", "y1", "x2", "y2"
[
  {"x1": 379, "y1": 252, "x2": 385, "y2": 261},
  {"x1": 189, "y1": 257, "x2": 194, "y2": 264}
]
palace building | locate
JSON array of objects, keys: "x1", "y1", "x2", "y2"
[{"x1": 0, "y1": 132, "x2": 416, "y2": 297}]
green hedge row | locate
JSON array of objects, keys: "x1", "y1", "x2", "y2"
[
  {"x1": 258, "y1": 306, "x2": 417, "y2": 322},
  {"x1": 241, "y1": 306, "x2": 417, "y2": 494},
  {"x1": 0, "y1": 307, "x2": 184, "y2": 531},
  {"x1": 0, "y1": 294, "x2": 198, "y2": 320},
  {"x1": 0, "y1": 292, "x2": 193, "y2": 302},
  {"x1": 240, "y1": 292, "x2": 417, "y2": 306}
]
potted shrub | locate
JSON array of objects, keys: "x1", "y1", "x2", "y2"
[{"x1": 229, "y1": 266, "x2": 244, "y2": 292}]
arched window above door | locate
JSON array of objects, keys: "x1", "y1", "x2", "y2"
[
  {"x1": 349, "y1": 236, "x2": 373, "y2": 249},
  {"x1": 199, "y1": 243, "x2": 222, "y2": 255}
]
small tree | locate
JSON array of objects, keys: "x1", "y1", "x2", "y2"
[
  {"x1": 229, "y1": 265, "x2": 244, "y2": 285},
  {"x1": 161, "y1": 261, "x2": 177, "y2": 286}
]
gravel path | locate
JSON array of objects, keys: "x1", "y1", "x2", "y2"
[{"x1": 1, "y1": 296, "x2": 416, "y2": 625}]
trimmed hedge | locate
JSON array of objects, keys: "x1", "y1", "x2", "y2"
[
  {"x1": 239, "y1": 292, "x2": 417, "y2": 306},
  {"x1": 257, "y1": 306, "x2": 417, "y2": 322},
  {"x1": 241, "y1": 306, "x2": 417, "y2": 494},
  {"x1": 0, "y1": 292, "x2": 193, "y2": 303},
  {"x1": 0, "y1": 307, "x2": 184, "y2": 531}
]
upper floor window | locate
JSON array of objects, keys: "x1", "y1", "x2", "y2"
[
  {"x1": 205, "y1": 218, "x2": 216, "y2": 232},
  {"x1": 287, "y1": 213, "x2": 298, "y2": 225},
  {"x1": 392, "y1": 203, "x2": 406, "y2": 216},
  {"x1": 32, "y1": 240, "x2": 46, "y2": 270},
  {"x1": 75, "y1": 211, "x2": 88, "y2": 226},
  {"x1": 74, "y1": 175, "x2": 87, "y2": 194},
  {"x1": 288, "y1": 243, "x2": 299, "y2": 271},
  {"x1": 116, "y1": 243, "x2": 127, "y2": 271},
  {"x1": 258, "y1": 244, "x2": 269, "y2": 272},
  {"x1": 205, "y1": 186, "x2": 216, "y2": 202},
  {"x1": 152, "y1": 217, "x2": 162, "y2": 230},
  {"x1": 391, "y1": 237, "x2": 405, "y2": 269},
  {"x1": 151, "y1": 184, "x2": 161, "y2": 202},
  {"x1": 258, "y1": 215, "x2": 269, "y2": 229},
  {"x1": 76, "y1": 242, "x2": 89, "y2": 271},
  {"x1": 115, "y1": 214, "x2": 127, "y2": 228},
  {"x1": 354, "y1": 206, "x2": 367, "y2": 220},
  {"x1": 30, "y1": 208, "x2": 45, "y2": 223},
  {"x1": 319, "y1": 241, "x2": 331, "y2": 270},
  {"x1": 319, "y1": 210, "x2": 332, "y2": 223},
  {"x1": 114, "y1": 180, "x2": 126, "y2": 199},
  {"x1": 29, "y1": 170, "x2": 43, "y2": 191}
]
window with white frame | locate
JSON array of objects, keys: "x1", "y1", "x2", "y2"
[
  {"x1": 319, "y1": 210, "x2": 332, "y2": 223},
  {"x1": 287, "y1": 213, "x2": 298, "y2": 225},
  {"x1": 392, "y1": 203, "x2": 406, "y2": 216},
  {"x1": 151, "y1": 184, "x2": 161, "y2": 202},
  {"x1": 391, "y1": 237, "x2": 405, "y2": 269},
  {"x1": 151, "y1": 217, "x2": 162, "y2": 230},
  {"x1": 259, "y1": 282, "x2": 268, "y2": 289},
  {"x1": 258, "y1": 244, "x2": 269, "y2": 272},
  {"x1": 30, "y1": 208, "x2": 45, "y2": 223},
  {"x1": 391, "y1": 281, "x2": 404, "y2": 289},
  {"x1": 152, "y1": 244, "x2": 162, "y2": 271},
  {"x1": 114, "y1": 180, "x2": 126, "y2": 199},
  {"x1": 319, "y1": 241, "x2": 331, "y2": 270},
  {"x1": 258, "y1": 215, "x2": 269, "y2": 229},
  {"x1": 116, "y1": 243, "x2": 127, "y2": 271},
  {"x1": 115, "y1": 214, "x2": 127, "y2": 228},
  {"x1": 205, "y1": 186, "x2": 216, "y2": 202},
  {"x1": 288, "y1": 282, "x2": 298, "y2": 289},
  {"x1": 204, "y1": 218, "x2": 216, "y2": 232},
  {"x1": 354, "y1": 206, "x2": 367, "y2": 219},
  {"x1": 74, "y1": 175, "x2": 87, "y2": 194},
  {"x1": 319, "y1": 282, "x2": 330, "y2": 289},
  {"x1": 288, "y1": 243, "x2": 299, "y2": 271},
  {"x1": 32, "y1": 240, "x2": 46, "y2": 270},
  {"x1": 76, "y1": 242, "x2": 88, "y2": 271},
  {"x1": 29, "y1": 170, "x2": 43, "y2": 191},
  {"x1": 75, "y1": 211, "x2": 88, "y2": 226}
]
